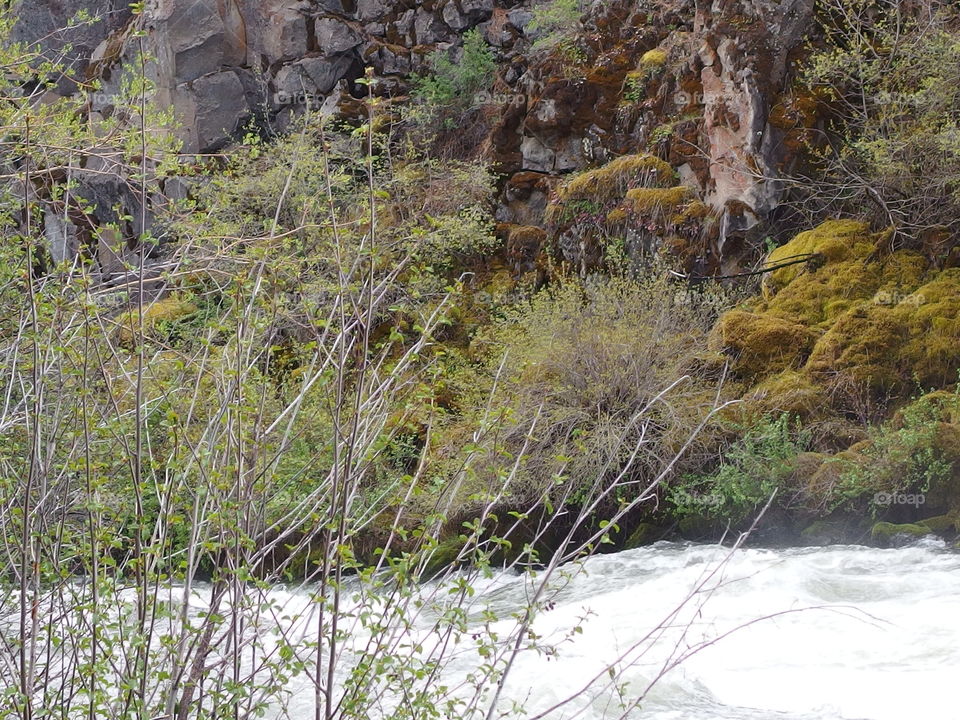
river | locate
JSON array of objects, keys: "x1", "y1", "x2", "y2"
[{"x1": 264, "y1": 539, "x2": 960, "y2": 719}]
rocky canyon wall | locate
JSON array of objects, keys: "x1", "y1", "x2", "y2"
[{"x1": 13, "y1": 0, "x2": 818, "y2": 274}]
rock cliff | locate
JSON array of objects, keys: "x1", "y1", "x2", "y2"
[{"x1": 14, "y1": 0, "x2": 818, "y2": 272}]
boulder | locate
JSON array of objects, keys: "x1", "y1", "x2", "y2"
[
  {"x1": 315, "y1": 17, "x2": 363, "y2": 54},
  {"x1": 442, "y1": 0, "x2": 495, "y2": 31},
  {"x1": 260, "y1": 5, "x2": 309, "y2": 64},
  {"x1": 175, "y1": 71, "x2": 251, "y2": 153},
  {"x1": 153, "y1": 0, "x2": 230, "y2": 83}
]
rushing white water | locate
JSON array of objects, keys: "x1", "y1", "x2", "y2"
[
  {"x1": 15, "y1": 540, "x2": 955, "y2": 718},
  {"x1": 266, "y1": 539, "x2": 960, "y2": 719}
]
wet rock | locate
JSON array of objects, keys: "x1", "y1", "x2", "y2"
[{"x1": 871, "y1": 521, "x2": 932, "y2": 546}]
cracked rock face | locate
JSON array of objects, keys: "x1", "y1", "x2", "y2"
[
  {"x1": 23, "y1": 0, "x2": 503, "y2": 154},
  {"x1": 695, "y1": 0, "x2": 815, "y2": 248},
  {"x1": 10, "y1": 0, "x2": 133, "y2": 89},
  {"x1": 17, "y1": 0, "x2": 816, "y2": 273}
]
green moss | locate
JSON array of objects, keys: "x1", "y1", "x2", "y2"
[
  {"x1": 749, "y1": 370, "x2": 828, "y2": 419},
  {"x1": 871, "y1": 521, "x2": 931, "y2": 541},
  {"x1": 922, "y1": 422, "x2": 960, "y2": 510},
  {"x1": 800, "y1": 518, "x2": 854, "y2": 544},
  {"x1": 639, "y1": 49, "x2": 667, "y2": 67},
  {"x1": 804, "y1": 268, "x2": 960, "y2": 393},
  {"x1": 422, "y1": 536, "x2": 466, "y2": 578},
  {"x1": 896, "y1": 269, "x2": 960, "y2": 388},
  {"x1": 918, "y1": 514, "x2": 958, "y2": 532},
  {"x1": 709, "y1": 310, "x2": 817, "y2": 377},
  {"x1": 764, "y1": 220, "x2": 872, "y2": 294},
  {"x1": 805, "y1": 304, "x2": 906, "y2": 391},
  {"x1": 624, "y1": 185, "x2": 691, "y2": 213},
  {"x1": 115, "y1": 296, "x2": 198, "y2": 345},
  {"x1": 895, "y1": 390, "x2": 960, "y2": 426},
  {"x1": 550, "y1": 154, "x2": 673, "y2": 211},
  {"x1": 624, "y1": 522, "x2": 655, "y2": 549},
  {"x1": 761, "y1": 227, "x2": 927, "y2": 329},
  {"x1": 806, "y1": 448, "x2": 862, "y2": 500}
]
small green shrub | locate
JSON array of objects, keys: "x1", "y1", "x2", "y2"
[
  {"x1": 670, "y1": 413, "x2": 809, "y2": 525},
  {"x1": 833, "y1": 389, "x2": 959, "y2": 513},
  {"x1": 411, "y1": 29, "x2": 495, "y2": 126},
  {"x1": 528, "y1": 0, "x2": 584, "y2": 52}
]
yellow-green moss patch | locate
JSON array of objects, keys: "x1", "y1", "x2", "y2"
[
  {"x1": 709, "y1": 310, "x2": 818, "y2": 377},
  {"x1": 553, "y1": 154, "x2": 673, "y2": 206},
  {"x1": 805, "y1": 304, "x2": 906, "y2": 391},
  {"x1": 749, "y1": 370, "x2": 829, "y2": 419},
  {"x1": 639, "y1": 49, "x2": 668, "y2": 67},
  {"x1": 116, "y1": 296, "x2": 198, "y2": 345},
  {"x1": 624, "y1": 185, "x2": 691, "y2": 213},
  {"x1": 897, "y1": 269, "x2": 960, "y2": 388},
  {"x1": 805, "y1": 268, "x2": 960, "y2": 392},
  {"x1": 765, "y1": 219, "x2": 871, "y2": 293}
]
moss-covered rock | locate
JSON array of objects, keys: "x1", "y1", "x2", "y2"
[
  {"x1": 918, "y1": 513, "x2": 959, "y2": 533},
  {"x1": 709, "y1": 310, "x2": 817, "y2": 377},
  {"x1": 763, "y1": 220, "x2": 872, "y2": 295},
  {"x1": 761, "y1": 222, "x2": 927, "y2": 328},
  {"x1": 550, "y1": 154, "x2": 673, "y2": 212},
  {"x1": 805, "y1": 304, "x2": 907, "y2": 392},
  {"x1": 624, "y1": 185, "x2": 691, "y2": 213},
  {"x1": 749, "y1": 370, "x2": 829, "y2": 419},
  {"x1": 871, "y1": 521, "x2": 931, "y2": 542},
  {"x1": 921, "y1": 422, "x2": 960, "y2": 510},
  {"x1": 800, "y1": 517, "x2": 859, "y2": 545},
  {"x1": 896, "y1": 269, "x2": 960, "y2": 388},
  {"x1": 804, "y1": 268, "x2": 960, "y2": 393},
  {"x1": 639, "y1": 48, "x2": 668, "y2": 67},
  {"x1": 893, "y1": 390, "x2": 960, "y2": 426},
  {"x1": 623, "y1": 522, "x2": 656, "y2": 549},
  {"x1": 804, "y1": 447, "x2": 863, "y2": 502},
  {"x1": 422, "y1": 536, "x2": 466, "y2": 578},
  {"x1": 115, "y1": 296, "x2": 198, "y2": 346}
]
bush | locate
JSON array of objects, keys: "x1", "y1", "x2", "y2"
[
  {"x1": 528, "y1": 0, "x2": 584, "y2": 52},
  {"x1": 410, "y1": 29, "x2": 495, "y2": 127},
  {"x1": 669, "y1": 413, "x2": 810, "y2": 525},
  {"x1": 797, "y1": 0, "x2": 960, "y2": 246},
  {"x1": 831, "y1": 389, "x2": 960, "y2": 513},
  {"x1": 429, "y1": 274, "x2": 734, "y2": 511}
]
